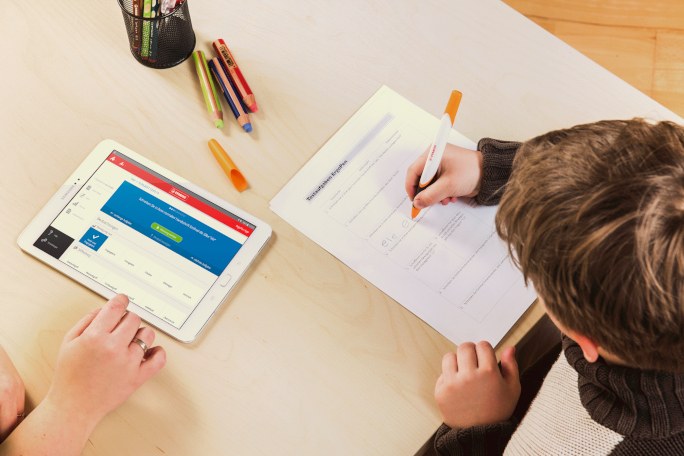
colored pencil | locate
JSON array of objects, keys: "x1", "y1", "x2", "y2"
[
  {"x1": 212, "y1": 39, "x2": 258, "y2": 112},
  {"x1": 209, "y1": 57, "x2": 252, "y2": 133}
]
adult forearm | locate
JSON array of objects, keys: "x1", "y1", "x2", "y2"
[{"x1": 0, "y1": 398, "x2": 98, "y2": 456}]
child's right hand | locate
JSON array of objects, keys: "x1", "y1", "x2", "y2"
[{"x1": 405, "y1": 144, "x2": 483, "y2": 210}]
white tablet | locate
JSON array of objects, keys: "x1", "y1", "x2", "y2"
[{"x1": 18, "y1": 139, "x2": 272, "y2": 343}]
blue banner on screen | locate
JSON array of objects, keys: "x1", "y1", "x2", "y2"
[{"x1": 101, "y1": 181, "x2": 240, "y2": 274}]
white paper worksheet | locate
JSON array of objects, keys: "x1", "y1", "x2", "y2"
[{"x1": 270, "y1": 86, "x2": 536, "y2": 346}]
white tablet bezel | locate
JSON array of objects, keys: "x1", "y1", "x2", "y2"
[{"x1": 18, "y1": 139, "x2": 272, "y2": 343}]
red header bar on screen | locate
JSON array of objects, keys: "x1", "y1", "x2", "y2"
[{"x1": 105, "y1": 153, "x2": 254, "y2": 236}]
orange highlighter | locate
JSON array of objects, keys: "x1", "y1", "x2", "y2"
[
  {"x1": 208, "y1": 139, "x2": 248, "y2": 192},
  {"x1": 411, "y1": 90, "x2": 462, "y2": 219}
]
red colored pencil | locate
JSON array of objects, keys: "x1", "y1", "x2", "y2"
[
  {"x1": 132, "y1": 0, "x2": 142, "y2": 50},
  {"x1": 212, "y1": 39, "x2": 258, "y2": 112}
]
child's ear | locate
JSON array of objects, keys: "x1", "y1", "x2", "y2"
[
  {"x1": 542, "y1": 305, "x2": 601, "y2": 363},
  {"x1": 568, "y1": 332, "x2": 600, "y2": 363}
]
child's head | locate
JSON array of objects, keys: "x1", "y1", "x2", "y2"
[{"x1": 496, "y1": 119, "x2": 684, "y2": 372}]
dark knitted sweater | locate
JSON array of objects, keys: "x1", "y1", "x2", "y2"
[
  {"x1": 434, "y1": 138, "x2": 684, "y2": 455},
  {"x1": 473, "y1": 138, "x2": 521, "y2": 206}
]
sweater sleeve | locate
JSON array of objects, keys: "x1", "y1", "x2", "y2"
[
  {"x1": 434, "y1": 420, "x2": 518, "y2": 456},
  {"x1": 473, "y1": 138, "x2": 521, "y2": 206}
]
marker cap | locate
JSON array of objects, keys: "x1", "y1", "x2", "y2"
[
  {"x1": 208, "y1": 139, "x2": 248, "y2": 192},
  {"x1": 445, "y1": 90, "x2": 462, "y2": 125}
]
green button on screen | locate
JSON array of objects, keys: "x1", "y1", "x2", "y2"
[{"x1": 151, "y1": 223, "x2": 183, "y2": 243}]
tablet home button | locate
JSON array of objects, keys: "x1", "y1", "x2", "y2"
[{"x1": 220, "y1": 274, "x2": 232, "y2": 287}]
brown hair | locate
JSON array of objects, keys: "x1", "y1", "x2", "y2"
[{"x1": 496, "y1": 119, "x2": 684, "y2": 372}]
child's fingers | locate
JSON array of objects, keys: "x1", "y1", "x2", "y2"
[
  {"x1": 456, "y1": 342, "x2": 478, "y2": 370},
  {"x1": 405, "y1": 149, "x2": 430, "y2": 200},
  {"x1": 413, "y1": 176, "x2": 454, "y2": 209},
  {"x1": 474, "y1": 341, "x2": 497, "y2": 371},
  {"x1": 442, "y1": 352, "x2": 457, "y2": 376},
  {"x1": 500, "y1": 346, "x2": 519, "y2": 385}
]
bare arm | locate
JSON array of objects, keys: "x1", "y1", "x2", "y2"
[
  {"x1": 1, "y1": 295, "x2": 166, "y2": 456},
  {"x1": 0, "y1": 347, "x2": 24, "y2": 443}
]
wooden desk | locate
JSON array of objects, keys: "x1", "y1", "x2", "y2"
[{"x1": 0, "y1": 1, "x2": 680, "y2": 454}]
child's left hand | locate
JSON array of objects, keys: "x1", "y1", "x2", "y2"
[{"x1": 434, "y1": 341, "x2": 520, "y2": 429}]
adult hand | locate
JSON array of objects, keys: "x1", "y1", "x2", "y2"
[
  {"x1": 405, "y1": 144, "x2": 483, "y2": 210},
  {"x1": 2, "y1": 295, "x2": 166, "y2": 455},
  {"x1": 0, "y1": 346, "x2": 25, "y2": 441},
  {"x1": 434, "y1": 341, "x2": 520, "y2": 429},
  {"x1": 43, "y1": 294, "x2": 166, "y2": 429}
]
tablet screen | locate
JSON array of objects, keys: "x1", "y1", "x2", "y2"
[{"x1": 31, "y1": 151, "x2": 256, "y2": 329}]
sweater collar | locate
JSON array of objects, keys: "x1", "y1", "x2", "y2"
[{"x1": 563, "y1": 336, "x2": 684, "y2": 439}]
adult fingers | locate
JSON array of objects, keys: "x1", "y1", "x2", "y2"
[
  {"x1": 475, "y1": 341, "x2": 498, "y2": 371},
  {"x1": 500, "y1": 346, "x2": 520, "y2": 385},
  {"x1": 129, "y1": 327, "x2": 156, "y2": 359},
  {"x1": 405, "y1": 148, "x2": 429, "y2": 200},
  {"x1": 64, "y1": 307, "x2": 101, "y2": 341},
  {"x1": 136, "y1": 346, "x2": 167, "y2": 385},
  {"x1": 87, "y1": 294, "x2": 129, "y2": 335},
  {"x1": 113, "y1": 310, "x2": 142, "y2": 343},
  {"x1": 456, "y1": 342, "x2": 478, "y2": 370}
]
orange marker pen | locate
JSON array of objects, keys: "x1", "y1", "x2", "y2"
[{"x1": 412, "y1": 90, "x2": 462, "y2": 219}]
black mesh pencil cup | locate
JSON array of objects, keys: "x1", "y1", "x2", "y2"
[{"x1": 118, "y1": 0, "x2": 196, "y2": 69}]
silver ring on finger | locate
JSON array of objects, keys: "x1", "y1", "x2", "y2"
[{"x1": 132, "y1": 337, "x2": 149, "y2": 354}]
